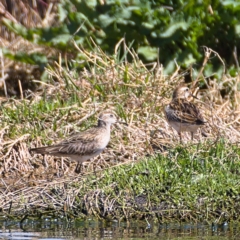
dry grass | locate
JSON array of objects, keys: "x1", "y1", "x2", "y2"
[
  {"x1": 0, "y1": 0, "x2": 59, "y2": 97},
  {"x1": 0, "y1": 2, "x2": 240, "y2": 222},
  {"x1": 0, "y1": 39, "x2": 239, "y2": 220}
]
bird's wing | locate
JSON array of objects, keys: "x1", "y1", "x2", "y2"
[
  {"x1": 31, "y1": 127, "x2": 104, "y2": 156},
  {"x1": 58, "y1": 128, "x2": 100, "y2": 155},
  {"x1": 169, "y1": 99, "x2": 205, "y2": 125}
]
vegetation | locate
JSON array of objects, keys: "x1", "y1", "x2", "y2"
[
  {"x1": 0, "y1": 41, "x2": 239, "y2": 223},
  {"x1": 0, "y1": 0, "x2": 239, "y2": 224},
  {"x1": 2, "y1": 0, "x2": 240, "y2": 77}
]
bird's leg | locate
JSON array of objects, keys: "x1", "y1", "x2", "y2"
[
  {"x1": 178, "y1": 132, "x2": 182, "y2": 143},
  {"x1": 201, "y1": 130, "x2": 208, "y2": 138},
  {"x1": 191, "y1": 132, "x2": 194, "y2": 141},
  {"x1": 75, "y1": 162, "x2": 82, "y2": 174}
]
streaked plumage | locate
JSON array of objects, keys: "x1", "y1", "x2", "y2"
[
  {"x1": 165, "y1": 84, "x2": 206, "y2": 141},
  {"x1": 30, "y1": 112, "x2": 117, "y2": 173}
]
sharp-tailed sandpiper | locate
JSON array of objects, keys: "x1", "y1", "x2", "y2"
[
  {"x1": 30, "y1": 111, "x2": 118, "y2": 173},
  {"x1": 165, "y1": 83, "x2": 206, "y2": 141}
]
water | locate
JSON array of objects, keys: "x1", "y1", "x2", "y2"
[{"x1": 0, "y1": 219, "x2": 239, "y2": 239}]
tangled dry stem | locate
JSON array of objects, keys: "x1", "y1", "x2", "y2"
[{"x1": 0, "y1": 38, "x2": 239, "y2": 220}]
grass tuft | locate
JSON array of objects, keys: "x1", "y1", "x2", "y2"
[{"x1": 0, "y1": 40, "x2": 239, "y2": 222}]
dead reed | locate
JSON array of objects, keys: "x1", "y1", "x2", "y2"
[{"x1": 0, "y1": 39, "x2": 239, "y2": 221}]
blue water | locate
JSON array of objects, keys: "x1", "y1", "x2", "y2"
[{"x1": 0, "y1": 219, "x2": 239, "y2": 239}]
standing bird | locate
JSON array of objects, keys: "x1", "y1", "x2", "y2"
[
  {"x1": 164, "y1": 84, "x2": 206, "y2": 142},
  {"x1": 30, "y1": 111, "x2": 118, "y2": 173}
]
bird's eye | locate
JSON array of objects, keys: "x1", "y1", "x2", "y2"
[
  {"x1": 110, "y1": 114, "x2": 114, "y2": 118},
  {"x1": 186, "y1": 88, "x2": 189, "y2": 91}
]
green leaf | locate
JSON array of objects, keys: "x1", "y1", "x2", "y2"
[
  {"x1": 2, "y1": 49, "x2": 48, "y2": 66},
  {"x1": 137, "y1": 46, "x2": 158, "y2": 61},
  {"x1": 2, "y1": 18, "x2": 33, "y2": 40},
  {"x1": 159, "y1": 22, "x2": 190, "y2": 38},
  {"x1": 58, "y1": 3, "x2": 69, "y2": 22},
  {"x1": 235, "y1": 24, "x2": 240, "y2": 36},
  {"x1": 99, "y1": 14, "x2": 115, "y2": 28}
]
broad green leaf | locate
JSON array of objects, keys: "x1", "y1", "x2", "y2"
[
  {"x1": 159, "y1": 22, "x2": 190, "y2": 38},
  {"x1": 235, "y1": 24, "x2": 240, "y2": 36},
  {"x1": 99, "y1": 14, "x2": 115, "y2": 28},
  {"x1": 137, "y1": 46, "x2": 158, "y2": 61}
]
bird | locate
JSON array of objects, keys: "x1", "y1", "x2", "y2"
[
  {"x1": 30, "y1": 111, "x2": 118, "y2": 173},
  {"x1": 164, "y1": 83, "x2": 206, "y2": 142}
]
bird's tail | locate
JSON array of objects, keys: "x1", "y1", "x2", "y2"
[{"x1": 30, "y1": 146, "x2": 51, "y2": 154}]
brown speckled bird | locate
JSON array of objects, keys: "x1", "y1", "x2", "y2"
[
  {"x1": 30, "y1": 112, "x2": 118, "y2": 173},
  {"x1": 165, "y1": 84, "x2": 206, "y2": 141}
]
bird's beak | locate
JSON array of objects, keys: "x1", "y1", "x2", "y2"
[
  {"x1": 116, "y1": 120, "x2": 128, "y2": 126},
  {"x1": 190, "y1": 93, "x2": 199, "y2": 100}
]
